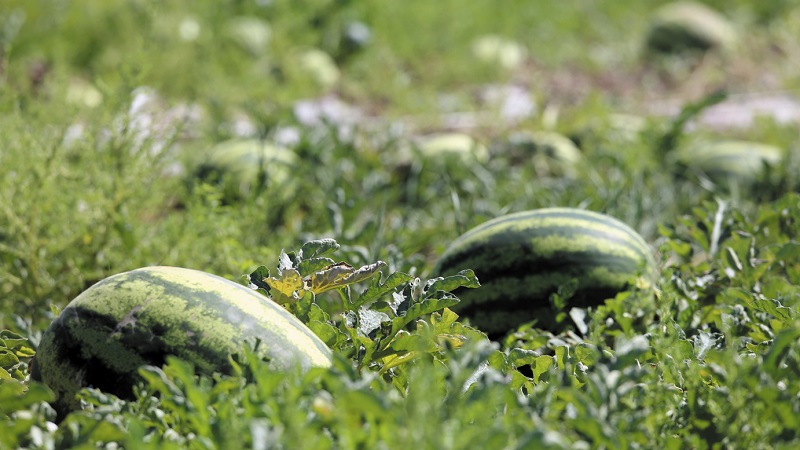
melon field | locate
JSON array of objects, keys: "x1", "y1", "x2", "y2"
[{"x1": 3, "y1": 0, "x2": 800, "y2": 448}]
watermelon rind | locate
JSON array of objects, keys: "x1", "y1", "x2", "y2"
[{"x1": 431, "y1": 208, "x2": 656, "y2": 335}]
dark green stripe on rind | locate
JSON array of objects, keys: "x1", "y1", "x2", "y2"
[
  {"x1": 431, "y1": 208, "x2": 656, "y2": 335},
  {"x1": 34, "y1": 266, "x2": 332, "y2": 412}
]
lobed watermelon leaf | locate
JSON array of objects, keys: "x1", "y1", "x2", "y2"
[{"x1": 250, "y1": 239, "x2": 482, "y2": 375}]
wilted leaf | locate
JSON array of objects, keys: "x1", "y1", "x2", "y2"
[
  {"x1": 305, "y1": 262, "x2": 356, "y2": 293},
  {"x1": 306, "y1": 261, "x2": 387, "y2": 294}
]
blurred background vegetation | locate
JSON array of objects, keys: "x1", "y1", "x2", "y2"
[{"x1": 2, "y1": 0, "x2": 799, "y2": 328}]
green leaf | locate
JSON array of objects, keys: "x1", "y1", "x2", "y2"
[
  {"x1": 430, "y1": 308, "x2": 460, "y2": 334},
  {"x1": 389, "y1": 332, "x2": 439, "y2": 353},
  {"x1": 508, "y1": 348, "x2": 540, "y2": 368},
  {"x1": 762, "y1": 326, "x2": 800, "y2": 378},
  {"x1": 531, "y1": 355, "x2": 553, "y2": 384},
  {"x1": 300, "y1": 238, "x2": 340, "y2": 259},
  {"x1": 297, "y1": 257, "x2": 337, "y2": 277},
  {"x1": 775, "y1": 242, "x2": 800, "y2": 261},
  {"x1": 574, "y1": 344, "x2": 596, "y2": 365},
  {"x1": 658, "y1": 89, "x2": 727, "y2": 153},
  {"x1": 357, "y1": 271, "x2": 414, "y2": 308},
  {"x1": 309, "y1": 320, "x2": 340, "y2": 347},
  {"x1": 426, "y1": 269, "x2": 480, "y2": 293},
  {"x1": 487, "y1": 350, "x2": 508, "y2": 373},
  {"x1": 287, "y1": 290, "x2": 316, "y2": 322},
  {"x1": 138, "y1": 365, "x2": 183, "y2": 398},
  {"x1": 0, "y1": 330, "x2": 26, "y2": 344},
  {"x1": 0, "y1": 349, "x2": 19, "y2": 369},
  {"x1": 247, "y1": 265, "x2": 271, "y2": 292},
  {"x1": 555, "y1": 346, "x2": 568, "y2": 370},
  {"x1": 0, "y1": 381, "x2": 53, "y2": 415},
  {"x1": 308, "y1": 303, "x2": 330, "y2": 322},
  {"x1": 391, "y1": 292, "x2": 460, "y2": 336},
  {"x1": 745, "y1": 299, "x2": 798, "y2": 324}
]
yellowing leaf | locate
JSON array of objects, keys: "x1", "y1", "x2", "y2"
[
  {"x1": 305, "y1": 262, "x2": 357, "y2": 294},
  {"x1": 306, "y1": 261, "x2": 387, "y2": 294},
  {"x1": 264, "y1": 268, "x2": 304, "y2": 297}
]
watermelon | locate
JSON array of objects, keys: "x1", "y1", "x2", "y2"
[
  {"x1": 188, "y1": 138, "x2": 297, "y2": 200},
  {"x1": 471, "y1": 35, "x2": 526, "y2": 70},
  {"x1": 672, "y1": 139, "x2": 783, "y2": 188},
  {"x1": 431, "y1": 208, "x2": 656, "y2": 335},
  {"x1": 224, "y1": 16, "x2": 272, "y2": 56},
  {"x1": 501, "y1": 130, "x2": 582, "y2": 177},
  {"x1": 31, "y1": 266, "x2": 332, "y2": 413},
  {"x1": 414, "y1": 133, "x2": 489, "y2": 165},
  {"x1": 645, "y1": 2, "x2": 736, "y2": 55}
]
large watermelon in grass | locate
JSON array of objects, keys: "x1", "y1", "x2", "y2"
[
  {"x1": 31, "y1": 266, "x2": 332, "y2": 414},
  {"x1": 431, "y1": 208, "x2": 656, "y2": 336}
]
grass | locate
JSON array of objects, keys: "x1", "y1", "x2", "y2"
[{"x1": 2, "y1": 0, "x2": 800, "y2": 448}]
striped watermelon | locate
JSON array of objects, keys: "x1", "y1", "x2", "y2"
[
  {"x1": 31, "y1": 266, "x2": 332, "y2": 413},
  {"x1": 415, "y1": 133, "x2": 489, "y2": 164},
  {"x1": 431, "y1": 208, "x2": 656, "y2": 335},
  {"x1": 189, "y1": 138, "x2": 297, "y2": 200},
  {"x1": 673, "y1": 139, "x2": 783, "y2": 187},
  {"x1": 645, "y1": 2, "x2": 736, "y2": 55}
]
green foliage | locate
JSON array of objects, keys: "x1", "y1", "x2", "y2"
[{"x1": 249, "y1": 239, "x2": 483, "y2": 378}]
